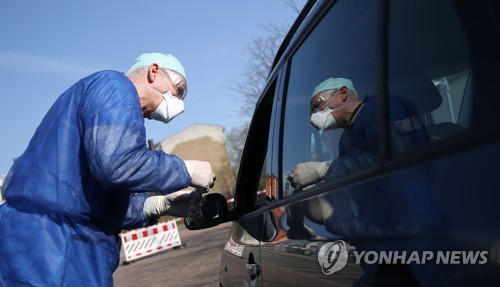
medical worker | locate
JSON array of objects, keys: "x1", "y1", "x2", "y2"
[
  {"x1": 0, "y1": 53, "x2": 215, "y2": 286},
  {"x1": 288, "y1": 77, "x2": 447, "y2": 286},
  {"x1": 288, "y1": 77, "x2": 433, "y2": 187}
]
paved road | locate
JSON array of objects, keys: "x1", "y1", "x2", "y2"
[{"x1": 113, "y1": 221, "x2": 232, "y2": 287}]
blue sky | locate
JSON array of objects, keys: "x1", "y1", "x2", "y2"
[{"x1": 0, "y1": 1, "x2": 305, "y2": 175}]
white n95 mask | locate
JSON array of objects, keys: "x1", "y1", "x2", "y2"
[
  {"x1": 311, "y1": 107, "x2": 338, "y2": 133},
  {"x1": 150, "y1": 91, "x2": 185, "y2": 123}
]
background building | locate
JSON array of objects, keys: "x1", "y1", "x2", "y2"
[{"x1": 151, "y1": 124, "x2": 236, "y2": 199}]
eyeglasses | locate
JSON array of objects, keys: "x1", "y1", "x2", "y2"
[
  {"x1": 163, "y1": 69, "x2": 188, "y2": 100},
  {"x1": 311, "y1": 89, "x2": 337, "y2": 113}
]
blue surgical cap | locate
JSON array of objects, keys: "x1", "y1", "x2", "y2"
[
  {"x1": 128, "y1": 53, "x2": 186, "y2": 80},
  {"x1": 312, "y1": 77, "x2": 356, "y2": 98}
]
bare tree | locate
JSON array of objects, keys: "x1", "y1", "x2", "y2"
[
  {"x1": 225, "y1": 123, "x2": 249, "y2": 177},
  {"x1": 226, "y1": 0, "x2": 304, "y2": 174},
  {"x1": 229, "y1": 33, "x2": 284, "y2": 119}
]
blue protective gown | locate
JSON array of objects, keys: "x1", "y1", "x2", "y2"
[{"x1": 0, "y1": 71, "x2": 191, "y2": 286}]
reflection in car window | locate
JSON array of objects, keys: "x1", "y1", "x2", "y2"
[
  {"x1": 388, "y1": 0, "x2": 471, "y2": 149},
  {"x1": 256, "y1": 157, "x2": 267, "y2": 204},
  {"x1": 282, "y1": 0, "x2": 378, "y2": 197}
]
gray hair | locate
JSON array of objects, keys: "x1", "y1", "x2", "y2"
[
  {"x1": 126, "y1": 66, "x2": 148, "y2": 79},
  {"x1": 126, "y1": 66, "x2": 170, "y2": 80}
]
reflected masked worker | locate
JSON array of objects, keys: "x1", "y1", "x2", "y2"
[
  {"x1": 0, "y1": 53, "x2": 215, "y2": 286},
  {"x1": 289, "y1": 77, "x2": 431, "y2": 187},
  {"x1": 288, "y1": 77, "x2": 444, "y2": 238},
  {"x1": 288, "y1": 77, "x2": 448, "y2": 286}
]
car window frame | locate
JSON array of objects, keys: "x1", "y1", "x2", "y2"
[{"x1": 230, "y1": 78, "x2": 278, "y2": 219}]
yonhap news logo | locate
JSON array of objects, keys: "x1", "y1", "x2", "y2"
[
  {"x1": 317, "y1": 240, "x2": 489, "y2": 275},
  {"x1": 317, "y1": 240, "x2": 348, "y2": 275}
]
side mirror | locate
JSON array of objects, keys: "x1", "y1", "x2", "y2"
[{"x1": 184, "y1": 193, "x2": 229, "y2": 230}]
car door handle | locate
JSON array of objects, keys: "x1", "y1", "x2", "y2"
[{"x1": 246, "y1": 263, "x2": 261, "y2": 277}]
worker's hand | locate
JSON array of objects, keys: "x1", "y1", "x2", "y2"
[
  {"x1": 143, "y1": 189, "x2": 208, "y2": 219},
  {"x1": 186, "y1": 187, "x2": 208, "y2": 220},
  {"x1": 288, "y1": 161, "x2": 331, "y2": 189},
  {"x1": 184, "y1": 160, "x2": 216, "y2": 190}
]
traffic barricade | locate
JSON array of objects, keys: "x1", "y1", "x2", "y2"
[{"x1": 120, "y1": 220, "x2": 182, "y2": 262}]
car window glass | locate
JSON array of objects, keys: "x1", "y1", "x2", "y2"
[
  {"x1": 388, "y1": 0, "x2": 471, "y2": 152},
  {"x1": 282, "y1": 0, "x2": 379, "y2": 197}
]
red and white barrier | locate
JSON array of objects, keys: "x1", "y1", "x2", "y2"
[{"x1": 120, "y1": 220, "x2": 182, "y2": 262}]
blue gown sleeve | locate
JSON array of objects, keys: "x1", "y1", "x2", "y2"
[
  {"x1": 80, "y1": 72, "x2": 191, "y2": 194},
  {"x1": 122, "y1": 193, "x2": 155, "y2": 229}
]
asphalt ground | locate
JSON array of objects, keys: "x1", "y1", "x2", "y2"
[{"x1": 113, "y1": 221, "x2": 232, "y2": 287}]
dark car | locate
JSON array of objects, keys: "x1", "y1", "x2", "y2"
[{"x1": 185, "y1": 0, "x2": 500, "y2": 285}]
